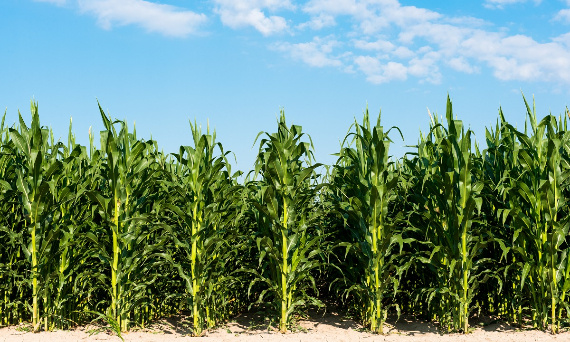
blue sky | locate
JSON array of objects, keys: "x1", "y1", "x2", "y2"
[{"x1": 2, "y1": 0, "x2": 570, "y2": 172}]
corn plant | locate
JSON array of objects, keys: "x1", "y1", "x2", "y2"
[
  {"x1": 1, "y1": 97, "x2": 570, "y2": 335},
  {"x1": 0, "y1": 110, "x2": 27, "y2": 327},
  {"x1": 5, "y1": 102, "x2": 66, "y2": 331},
  {"x1": 248, "y1": 111, "x2": 324, "y2": 332},
  {"x1": 406, "y1": 97, "x2": 493, "y2": 332},
  {"x1": 499, "y1": 97, "x2": 570, "y2": 333},
  {"x1": 45, "y1": 119, "x2": 97, "y2": 330},
  {"x1": 479, "y1": 109, "x2": 522, "y2": 324},
  {"x1": 158, "y1": 121, "x2": 237, "y2": 336},
  {"x1": 331, "y1": 108, "x2": 409, "y2": 333},
  {"x1": 87, "y1": 104, "x2": 162, "y2": 331}
]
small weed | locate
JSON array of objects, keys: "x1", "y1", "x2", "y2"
[
  {"x1": 85, "y1": 310, "x2": 124, "y2": 342},
  {"x1": 289, "y1": 322, "x2": 308, "y2": 333},
  {"x1": 86, "y1": 327, "x2": 106, "y2": 336},
  {"x1": 15, "y1": 324, "x2": 33, "y2": 333}
]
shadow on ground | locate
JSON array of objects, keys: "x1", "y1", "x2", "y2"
[{"x1": 138, "y1": 306, "x2": 546, "y2": 337}]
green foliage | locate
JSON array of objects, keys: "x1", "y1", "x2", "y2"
[
  {"x1": 404, "y1": 97, "x2": 492, "y2": 332},
  {"x1": 157, "y1": 121, "x2": 241, "y2": 336},
  {"x1": 247, "y1": 111, "x2": 325, "y2": 332},
  {"x1": 330, "y1": 107, "x2": 409, "y2": 333},
  {"x1": 492, "y1": 96, "x2": 570, "y2": 333},
  {"x1": 1, "y1": 96, "x2": 570, "y2": 336}
]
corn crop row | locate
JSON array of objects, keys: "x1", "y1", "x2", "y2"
[{"x1": 0, "y1": 96, "x2": 569, "y2": 335}]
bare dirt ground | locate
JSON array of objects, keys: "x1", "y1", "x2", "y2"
[{"x1": 2, "y1": 310, "x2": 570, "y2": 342}]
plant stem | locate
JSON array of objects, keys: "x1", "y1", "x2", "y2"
[
  {"x1": 280, "y1": 200, "x2": 288, "y2": 333},
  {"x1": 112, "y1": 197, "x2": 119, "y2": 327}
]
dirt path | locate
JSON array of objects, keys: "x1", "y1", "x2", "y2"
[{"x1": 2, "y1": 312, "x2": 569, "y2": 342}]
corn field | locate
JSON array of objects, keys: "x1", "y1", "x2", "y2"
[{"x1": 1, "y1": 95, "x2": 570, "y2": 335}]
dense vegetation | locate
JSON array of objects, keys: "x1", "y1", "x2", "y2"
[{"x1": 1, "y1": 96, "x2": 569, "y2": 335}]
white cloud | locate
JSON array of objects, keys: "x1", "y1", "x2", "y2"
[
  {"x1": 444, "y1": 16, "x2": 489, "y2": 27},
  {"x1": 34, "y1": 0, "x2": 67, "y2": 5},
  {"x1": 213, "y1": 0, "x2": 293, "y2": 36},
  {"x1": 35, "y1": 0, "x2": 570, "y2": 85},
  {"x1": 354, "y1": 55, "x2": 381, "y2": 75},
  {"x1": 407, "y1": 51, "x2": 441, "y2": 83},
  {"x1": 397, "y1": 22, "x2": 470, "y2": 53},
  {"x1": 383, "y1": 61, "x2": 407, "y2": 80},
  {"x1": 380, "y1": 2, "x2": 441, "y2": 27},
  {"x1": 393, "y1": 46, "x2": 415, "y2": 59},
  {"x1": 77, "y1": 0, "x2": 207, "y2": 37},
  {"x1": 279, "y1": 0, "x2": 570, "y2": 85},
  {"x1": 354, "y1": 56, "x2": 408, "y2": 84},
  {"x1": 297, "y1": 14, "x2": 336, "y2": 30},
  {"x1": 398, "y1": 21, "x2": 570, "y2": 83},
  {"x1": 483, "y1": 0, "x2": 542, "y2": 10},
  {"x1": 447, "y1": 57, "x2": 479, "y2": 74},
  {"x1": 304, "y1": 0, "x2": 440, "y2": 35},
  {"x1": 303, "y1": 0, "x2": 365, "y2": 16},
  {"x1": 554, "y1": 9, "x2": 570, "y2": 23},
  {"x1": 553, "y1": 32, "x2": 570, "y2": 47},
  {"x1": 272, "y1": 36, "x2": 343, "y2": 67},
  {"x1": 353, "y1": 39, "x2": 395, "y2": 52},
  {"x1": 461, "y1": 33, "x2": 570, "y2": 82},
  {"x1": 353, "y1": 39, "x2": 415, "y2": 60}
]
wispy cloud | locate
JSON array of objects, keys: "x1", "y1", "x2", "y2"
[
  {"x1": 354, "y1": 56, "x2": 408, "y2": 84},
  {"x1": 32, "y1": 0, "x2": 570, "y2": 85},
  {"x1": 483, "y1": 0, "x2": 542, "y2": 10},
  {"x1": 271, "y1": 36, "x2": 344, "y2": 67},
  {"x1": 77, "y1": 0, "x2": 207, "y2": 37},
  {"x1": 554, "y1": 8, "x2": 570, "y2": 23},
  {"x1": 296, "y1": 14, "x2": 336, "y2": 30},
  {"x1": 213, "y1": 0, "x2": 293, "y2": 36},
  {"x1": 353, "y1": 39, "x2": 396, "y2": 52},
  {"x1": 447, "y1": 57, "x2": 479, "y2": 74},
  {"x1": 34, "y1": 0, "x2": 67, "y2": 5},
  {"x1": 464, "y1": 33, "x2": 570, "y2": 82},
  {"x1": 266, "y1": 0, "x2": 570, "y2": 85}
]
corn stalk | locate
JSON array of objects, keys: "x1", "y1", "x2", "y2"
[
  {"x1": 408, "y1": 96, "x2": 491, "y2": 333},
  {"x1": 248, "y1": 111, "x2": 324, "y2": 333},
  {"x1": 158, "y1": 121, "x2": 237, "y2": 336},
  {"x1": 6, "y1": 102, "x2": 63, "y2": 331},
  {"x1": 332, "y1": 108, "x2": 409, "y2": 333},
  {"x1": 87, "y1": 104, "x2": 159, "y2": 331},
  {"x1": 501, "y1": 96, "x2": 570, "y2": 333}
]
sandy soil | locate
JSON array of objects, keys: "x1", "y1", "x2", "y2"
[{"x1": 2, "y1": 311, "x2": 570, "y2": 342}]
